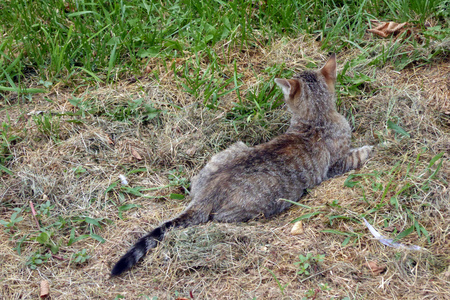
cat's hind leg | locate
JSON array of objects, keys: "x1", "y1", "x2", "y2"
[{"x1": 327, "y1": 146, "x2": 373, "y2": 178}]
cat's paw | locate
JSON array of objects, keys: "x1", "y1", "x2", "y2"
[{"x1": 358, "y1": 145, "x2": 373, "y2": 165}]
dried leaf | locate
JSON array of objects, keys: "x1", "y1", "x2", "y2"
[
  {"x1": 383, "y1": 225, "x2": 401, "y2": 233},
  {"x1": 186, "y1": 146, "x2": 197, "y2": 157},
  {"x1": 366, "y1": 261, "x2": 386, "y2": 275},
  {"x1": 107, "y1": 135, "x2": 114, "y2": 145},
  {"x1": 40, "y1": 280, "x2": 50, "y2": 298},
  {"x1": 64, "y1": 2, "x2": 76, "y2": 13},
  {"x1": 291, "y1": 221, "x2": 304, "y2": 235},
  {"x1": 368, "y1": 20, "x2": 408, "y2": 38},
  {"x1": 131, "y1": 147, "x2": 142, "y2": 160}
]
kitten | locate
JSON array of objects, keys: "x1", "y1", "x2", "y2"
[{"x1": 111, "y1": 54, "x2": 372, "y2": 276}]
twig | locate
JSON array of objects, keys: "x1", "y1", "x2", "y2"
[
  {"x1": 52, "y1": 254, "x2": 66, "y2": 261},
  {"x1": 29, "y1": 201, "x2": 40, "y2": 230},
  {"x1": 311, "y1": 288, "x2": 320, "y2": 300},
  {"x1": 299, "y1": 265, "x2": 337, "y2": 283}
]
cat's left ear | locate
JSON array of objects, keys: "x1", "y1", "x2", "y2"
[{"x1": 320, "y1": 53, "x2": 337, "y2": 90}]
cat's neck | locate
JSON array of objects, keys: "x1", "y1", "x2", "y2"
[
  {"x1": 286, "y1": 119, "x2": 322, "y2": 134},
  {"x1": 287, "y1": 109, "x2": 340, "y2": 133}
]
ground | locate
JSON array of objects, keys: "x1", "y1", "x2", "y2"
[{"x1": 0, "y1": 37, "x2": 449, "y2": 299}]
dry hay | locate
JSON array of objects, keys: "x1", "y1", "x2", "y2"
[{"x1": 1, "y1": 36, "x2": 449, "y2": 299}]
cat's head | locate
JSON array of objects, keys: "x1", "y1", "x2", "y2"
[{"x1": 274, "y1": 54, "x2": 337, "y2": 120}]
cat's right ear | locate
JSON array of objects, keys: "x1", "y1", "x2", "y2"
[
  {"x1": 274, "y1": 78, "x2": 300, "y2": 100},
  {"x1": 320, "y1": 53, "x2": 337, "y2": 91}
]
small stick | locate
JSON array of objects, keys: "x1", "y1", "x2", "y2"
[
  {"x1": 311, "y1": 288, "x2": 320, "y2": 300},
  {"x1": 29, "y1": 201, "x2": 40, "y2": 230},
  {"x1": 299, "y1": 265, "x2": 337, "y2": 283},
  {"x1": 52, "y1": 254, "x2": 65, "y2": 261}
]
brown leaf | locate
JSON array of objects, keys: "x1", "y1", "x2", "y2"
[
  {"x1": 383, "y1": 225, "x2": 401, "y2": 233},
  {"x1": 368, "y1": 20, "x2": 408, "y2": 38},
  {"x1": 64, "y1": 2, "x2": 76, "y2": 13},
  {"x1": 366, "y1": 261, "x2": 386, "y2": 275},
  {"x1": 40, "y1": 280, "x2": 50, "y2": 298},
  {"x1": 107, "y1": 135, "x2": 115, "y2": 145},
  {"x1": 131, "y1": 147, "x2": 142, "y2": 160},
  {"x1": 185, "y1": 146, "x2": 197, "y2": 157}
]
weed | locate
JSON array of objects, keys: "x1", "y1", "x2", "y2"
[
  {"x1": 0, "y1": 117, "x2": 20, "y2": 175},
  {"x1": 37, "y1": 200, "x2": 55, "y2": 218},
  {"x1": 0, "y1": 208, "x2": 23, "y2": 233},
  {"x1": 266, "y1": 267, "x2": 289, "y2": 296},
  {"x1": 26, "y1": 251, "x2": 52, "y2": 270},
  {"x1": 67, "y1": 97, "x2": 98, "y2": 118},
  {"x1": 117, "y1": 203, "x2": 143, "y2": 220},
  {"x1": 66, "y1": 226, "x2": 103, "y2": 246},
  {"x1": 72, "y1": 166, "x2": 87, "y2": 178},
  {"x1": 294, "y1": 253, "x2": 325, "y2": 276},
  {"x1": 104, "y1": 176, "x2": 187, "y2": 219},
  {"x1": 32, "y1": 113, "x2": 61, "y2": 142},
  {"x1": 286, "y1": 198, "x2": 364, "y2": 246},
  {"x1": 138, "y1": 296, "x2": 158, "y2": 300},
  {"x1": 302, "y1": 286, "x2": 331, "y2": 300},
  {"x1": 168, "y1": 167, "x2": 190, "y2": 193},
  {"x1": 35, "y1": 230, "x2": 60, "y2": 254},
  {"x1": 321, "y1": 229, "x2": 363, "y2": 246},
  {"x1": 105, "y1": 98, "x2": 162, "y2": 124},
  {"x1": 71, "y1": 248, "x2": 91, "y2": 265}
]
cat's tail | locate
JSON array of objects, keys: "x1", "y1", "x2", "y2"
[{"x1": 110, "y1": 207, "x2": 207, "y2": 276}]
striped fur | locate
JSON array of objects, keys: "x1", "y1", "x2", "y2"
[
  {"x1": 111, "y1": 54, "x2": 372, "y2": 276},
  {"x1": 111, "y1": 207, "x2": 207, "y2": 276}
]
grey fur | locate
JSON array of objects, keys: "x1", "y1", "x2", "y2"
[{"x1": 111, "y1": 54, "x2": 372, "y2": 276}]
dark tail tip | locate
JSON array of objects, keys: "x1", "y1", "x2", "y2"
[
  {"x1": 111, "y1": 252, "x2": 133, "y2": 276},
  {"x1": 110, "y1": 222, "x2": 174, "y2": 276},
  {"x1": 111, "y1": 237, "x2": 147, "y2": 276}
]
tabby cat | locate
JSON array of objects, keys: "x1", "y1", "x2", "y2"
[{"x1": 111, "y1": 54, "x2": 372, "y2": 276}]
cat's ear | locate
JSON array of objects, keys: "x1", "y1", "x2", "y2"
[
  {"x1": 320, "y1": 53, "x2": 337, "y2": 90},
  {"x1": 274, "y1": 78, "x2": 300, "y2": 99}
]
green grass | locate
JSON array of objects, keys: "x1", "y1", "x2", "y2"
[
  {"x1": 0, "y1": 117, "x2": 20, "y2": 175},
  {"x1": 1, "y1": 0, "x2": 448, "y2": 90}
]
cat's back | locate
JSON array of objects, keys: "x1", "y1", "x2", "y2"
[{"x1": 200, "y1": 129, "x2": 329, "y2": 189}]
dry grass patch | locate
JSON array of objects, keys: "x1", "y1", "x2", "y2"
[{"x1": 1, "y1": 37, "x2": 449, "y2": 299}]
